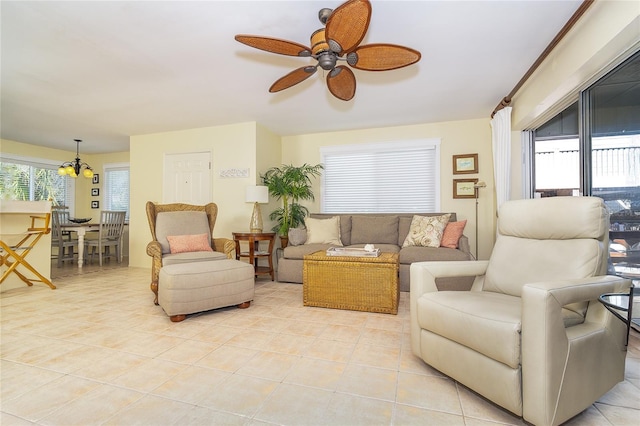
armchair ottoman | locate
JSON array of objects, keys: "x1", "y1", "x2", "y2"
[{"x1": 159, "y1": 259, "x2": 254, "y2": 322}]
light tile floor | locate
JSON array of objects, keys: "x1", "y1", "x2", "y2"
[{"x1": 1, "y1": 261, "x2": 639, "y2": 425}]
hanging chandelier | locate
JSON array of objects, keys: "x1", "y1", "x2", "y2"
[{"x1": 58, "y1": 139, "x2": 94, "y2": 179}]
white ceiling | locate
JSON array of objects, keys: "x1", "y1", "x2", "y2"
[{"x1": 1, "y1": 0, "x2": 583, "y2": 154}]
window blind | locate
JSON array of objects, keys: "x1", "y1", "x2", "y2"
[
  {"x1": 104, "y1": 164, "x2": 130, "y2": 219},
  {"x1": 321, "y1": 140, "x2": 440, "y2": 213},
  {"x1": 0, "y1": 153, "x2": 75, "y2": 212}
]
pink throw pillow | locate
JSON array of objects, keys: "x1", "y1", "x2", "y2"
[
  {"x1": 166, "y1": 234, "x2": 213, "y2": 254},
  {"x1": 440, "y1": 220, "x2": 467, "y2": 249}
]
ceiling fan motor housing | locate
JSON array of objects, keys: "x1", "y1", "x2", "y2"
[{"x1": 318, "y1": 52, "x2": 337, "y2": 70}]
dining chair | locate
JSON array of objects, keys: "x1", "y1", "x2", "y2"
[
  {"x1": 51, "y1": 205, "x2": 72, "y2": 241},
  {"x1": 51, "y1": 208, "x2": 79, "y2": 267},
  {"x1": 85, "y1": 210, "x2": 126, "y2": 266}
]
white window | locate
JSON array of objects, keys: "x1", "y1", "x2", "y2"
[
  {"x1": 103, "y1": 163, "x2": 130, "y2": 219},
  {"x1": 0, "y1": 153, "x2": 75, "y2": 212},
  {"x1": 320, "y1": 139, "x2": 441, "y2": 213}
]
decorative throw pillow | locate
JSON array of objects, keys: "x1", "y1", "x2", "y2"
[
  {"x1": 402, "y1": 214, "x2": 451, "y2": 248},
  {"x1": 304, "y1": 216, "x2": 343, "y2": 245},
  {"x1": 166, "y1": 234, "x2": 213, "y2": 254},
  {"x1": 440, "y1": 220, "x2": 467, "y2": 249},
  {"x1": 288, "y1": 227, "x2": 307, "y2": 246}
]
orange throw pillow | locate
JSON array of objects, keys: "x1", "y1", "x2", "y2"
[
  {"x1": 440, "y1": 220, "x2": 467, "y2": 249},
  {"x1": 166, "y1": 234, "x2": 213, "y2": 254}
]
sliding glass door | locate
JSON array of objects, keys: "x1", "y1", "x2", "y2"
[
  {"x1": 533, "y1": 50, "x2": 640, "y2": 273},
  {"x1": 587, "y1": 51, "x2": 640, "y2": 274}
]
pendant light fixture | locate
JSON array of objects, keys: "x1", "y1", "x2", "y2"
[{"x1": 57, "y1": 139, "x2": 94, "y2": 179}]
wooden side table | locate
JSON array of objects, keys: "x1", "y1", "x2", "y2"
[{"x1": 232, "y1": 232, "x2": 276, "y2": 281}]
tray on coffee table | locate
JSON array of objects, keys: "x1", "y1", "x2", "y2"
[{"x1": 326, "y1": 247, "x2": 380, "y2": 257}]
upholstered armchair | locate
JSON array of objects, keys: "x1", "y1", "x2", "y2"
[
  {"x1": 146, "y1": 202, "x2": 234, "y2": 304},
  {"x1": 410, "y1": 197, "x2": 630, "y2": 426}
]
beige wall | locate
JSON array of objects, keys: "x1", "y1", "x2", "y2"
[
  {"x1": 80, "y1": 151, "x2": 130, "y2": 221},
  {"x1": 129, "y1": 122, "x2": 264, "y2": 268},
  {"x1": 509, "y1": 0, "x2": 640, "y2": 199},
  {"x1": 255, "y1": 123, "x2": 283, "y2": 234},
  {"x1": 281, "y1": 119, "x2": 494, "y2": 259}
]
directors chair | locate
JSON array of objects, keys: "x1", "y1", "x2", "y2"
[{"x1": 0, "y1": 213, "x2": 56, "y2": 289}]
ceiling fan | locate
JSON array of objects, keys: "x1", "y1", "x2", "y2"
[{"x1": 235, "y1": 0, "x2": 421, "y2": 101}]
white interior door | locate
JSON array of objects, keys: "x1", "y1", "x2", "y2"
[{"x1": 163, "y1": 152, "x2": 211, "y2": 204}]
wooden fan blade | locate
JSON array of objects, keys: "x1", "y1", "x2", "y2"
[
  {"x1": 325, "y1": 0, "x2": 371, "y2": 55},
  {"x1": 235, "y1": 35, "x2": 311, "y2": 57},
  {"x1": 269, "y1": 66, "x2": 317, "y2": 93},
  {"x1": 326, "y1": 65, "x2": 356, "y2": 101},
  {"x1": 347, "y1": 44, "x2": 421, "y2": 71}
]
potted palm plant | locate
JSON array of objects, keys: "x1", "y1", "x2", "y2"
[{"x1": 261, "y1": 163, "x2": 323, "y2": 247}]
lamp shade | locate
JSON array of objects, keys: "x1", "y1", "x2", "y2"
[{"x1": 245, "y1": 185, "x2": 269, "y2": 203}]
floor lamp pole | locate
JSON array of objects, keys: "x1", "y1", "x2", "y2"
[
  {"x1": 475, "y1": 194, "x2": 479, "y2": 259},
  {"x1": 473, "y1": 181, "x2": 486, "y2": 260}
]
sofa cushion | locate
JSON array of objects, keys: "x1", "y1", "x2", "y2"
[
  {"x1": 351, "y1": 216, "x2": 398, "y2": 245},
  {"x1": 338, "y1": 215, "x2": 352, "y2": 246},
  {"x1": 166, "y1": 233, "x2": 213, "y2": 254},
  {"x1": 305, "y1": 216, "x2": 343, "y2": 245},
  {"x1": 284, "y1": 243, "x2": 334, "y2": 260},
  {"x1": 417, "y1": 291, "x2": 522, "y2": 369},
  {"x1": 288, "y1": 227, "x2": 307, "y2": 246},
  {"x1": 156, "y1": 211, "x2": 211, "y2": 254},
  {"x1": 402, "y1": 214, "x2": 451, "y2": 248},
  {"x1": 440, "y1": 220, "x2": 467, "y2": 249},
  {"x1": 399, "y1": 246, "x2": 470, "y2": 264},
  {"x1": 398, "y1": 216, "x2": 413, "y2": 246}
]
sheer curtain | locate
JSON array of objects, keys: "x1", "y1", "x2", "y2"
[{"x1": 491, "y1": 107, "x2": 512, "y2": 210}]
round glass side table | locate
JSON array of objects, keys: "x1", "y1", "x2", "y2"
[{"x1": 599, "y1": 281, "x2": 639, "y2": 346}]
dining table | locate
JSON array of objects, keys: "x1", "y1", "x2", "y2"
[{"x1": 60, "y1": 222, "x2": 100, "y2": 267}]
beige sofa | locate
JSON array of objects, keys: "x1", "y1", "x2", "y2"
[
  {"x1": 410, "y1": 197, "x2": 629, "y2": 425},
  {"x1": 277, "y1": 212, "x2": 472, "y2": 292}
]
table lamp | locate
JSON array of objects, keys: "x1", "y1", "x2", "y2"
[{"x1": 245, "y1": 185, "x2": 269, "y2": 233}]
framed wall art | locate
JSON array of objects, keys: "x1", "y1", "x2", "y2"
[
  {"x1": 453, "y1": 153, "x2": 478, "y2": 174},
  {"x1": 91, "y1": 201, "x2": 99, "y2": 209},
  {"x1": 91, "y1": 188, "x2": 99, "y2": 196},
  {"x1": 92, "y1": 174, "x2": 100, "y2": 184},
  {"x1": 453, "y1": 178, "x2": 478, "y2": 199}
]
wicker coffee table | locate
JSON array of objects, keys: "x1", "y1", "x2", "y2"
[{"x1": 303, "y1": 250, "x2": 400, "y2": 314}]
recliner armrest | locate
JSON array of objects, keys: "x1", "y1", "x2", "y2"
[{"x1": 521, "y1": 275, "x2": 630, "y2": 426}]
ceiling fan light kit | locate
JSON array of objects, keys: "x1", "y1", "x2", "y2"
[{"x1": 235, "y1": 0, "x2": 421, "y2": 101}]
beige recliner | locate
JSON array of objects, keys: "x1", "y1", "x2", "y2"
[{"x1": 410, "y1": 196, "x2": 630, "y2": 426}]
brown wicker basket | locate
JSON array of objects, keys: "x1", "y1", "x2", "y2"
[{"x1": 303, "y1": 251, "x2": 399, "y2": 314}]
